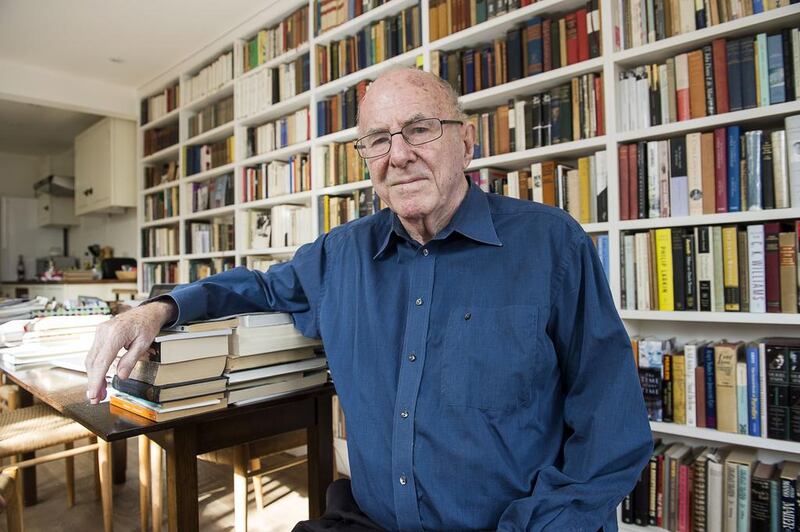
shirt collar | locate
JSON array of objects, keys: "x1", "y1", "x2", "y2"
[{"x1": 373, "y1": 179, "x2": 502, "y2": 260}]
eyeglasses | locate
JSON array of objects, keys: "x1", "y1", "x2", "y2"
[{"x1": 354, "y1": 117, "x2": 464, "y2": 159}]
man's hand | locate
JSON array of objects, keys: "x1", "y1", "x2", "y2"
[{"x1": 85, "y1": 300, "x2": 177, "y2": 404}]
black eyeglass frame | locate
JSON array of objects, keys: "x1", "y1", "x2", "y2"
[{"x1": 354, "y1": 117, "x2": 464, "y2": 159}]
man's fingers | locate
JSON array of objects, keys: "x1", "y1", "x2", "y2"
[
  {"x1": 85, "y1": 336, "x2": 117, "y2": 404},
  {"x1": 115, "y1": 338, "x2": 151, "y2": 381}
]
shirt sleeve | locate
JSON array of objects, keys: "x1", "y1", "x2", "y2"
[
  {"x1": 159, "y1": 233, "x2": 329, "y2": 339},
  {"x1": 496, "y1": 231, "x2": 653, "y2": 532}
]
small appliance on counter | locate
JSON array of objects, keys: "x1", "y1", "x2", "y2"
[{"x1": 101, "y1": 258, "x2": 137, "y2": 280}]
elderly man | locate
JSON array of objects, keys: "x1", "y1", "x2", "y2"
[{"x1": 86, "y1": 67, "x2": 652, "y2": 531}]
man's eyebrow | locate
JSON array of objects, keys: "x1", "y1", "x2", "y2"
[{"x1": 363, "y1": 113, "x2": 430, "y2": 136}]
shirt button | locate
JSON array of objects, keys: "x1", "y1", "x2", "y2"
[
  {"x1": 415, "y1": 298, "x2": 423, "y2": 306},
  {"x1": 399, "y1": 475, "x2": 407, "y2": 486},
  {"x1": 400, "y1": 410, "x2": 409, "y2": 418},
  {"x1": 464, "y1": 312, "x2": 471, "y2": 320},
  {"x1": 408, "y1": 353, "x2": 416, "y2": 362},
  {"x1": 422, "y1": 248, "x2": 429, "y2": 256}
]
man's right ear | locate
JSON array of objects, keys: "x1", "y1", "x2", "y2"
[{"x1": 462, "y1": 121, "x2": 476, "y2": 169}]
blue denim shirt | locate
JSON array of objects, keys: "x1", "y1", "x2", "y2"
[{"x1": 166, "y1": 182, "x2": 652, "y2": 531}]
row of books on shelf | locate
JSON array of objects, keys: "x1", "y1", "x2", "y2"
[
  {"x1": 618, "y1": 28, "x2": 799, "y2": 132},
  {"x1": 246, "y1": 255, "x2": 287, "y2": 271},
  {"x1": 619, "y1": 117, "x2": 800, "y2": 220},
  {"x1": 616, "y1": 0, "x2": 796, "y2": 51},
  {"x1": 246, "y1": 108, "x2": 310, "y2": 156},
  {"x1": 141, "y1": 82, "x2": 180, "y2": 125},
  {"x1": 184, "y1": 51, "x2": 234, "y2": 104},
  {"x1": 467, "y1": 73, "x2": 604, "y2": 158},
  {"x1": 317, "y1": 142, "x2": 369, "y2": 187},
  {"x1": 468, "y1": 152, "x2": 608, "y2": 223},
  {"x1": 188, "y1": 96, "x2": 234, "y2": 139},
  {"x1": 622, "y1": 443, "x2": 798, "y2": 531},
  {"x1": 184, "y1": 137, "x2": 235, "y2": 176},
  {"x1": 186, "y1": 220, "x2": 235, "y2": 255},
  {"x1": 109, "y1": 311, "x2": 327, "y2": 420},
  {"x1": 249, "y1": 205, "x2": 314, "y2": 249},
  {"x1": 188, "y1": 258, "x2": 235, "y2": 282},
  {"x1": 321, "y1": 189, "x2": 381, "y2": 232},
  {"x1": 236, "y1": 54, "x2": 310, "y2": 119},
  {"x1": 143, "y1": 124, "x2": 179, "y2": 157},
  {"x1": 144, "y1": 161, "x2": 179, "y2": 189},
  {"x1": 315, "y1": 5, "x2": 422, "y2": 85},
  {"x1": 428, "y1": 0, "x2": 539, "y2": 40},
  {"x1": 241, "y1": 6, "x2": 309, "y2": 73},
  {"x1": 192, "y1": 173, "x2": 234, "y2": 213},
  {"x1": 431, "y1": 5, "x2": 601, "y2": 96},
  {"x1": 142, "y1": 262, "x2": 178, "y2": 293},
  {"x1": 144, "y1": 187, "x2": 179, "y2": 222},
  {"x1": 314, "y1": 0, "x2": 389, "y2": 36},
  {"x1": 242, "y1": 155, "x2": 312, "y2": 202},
  {"x1": 635, "y1": 336, "x2": 800, "y2": 440},
  {"x1": 316, "y1": 80, "x2": 370, "y2": 136},
  {"x1": 620, "y1": 221, "x2": 800, "y2": 313},
  {"x1": 142, "y1": 226, "x2": 179, "y2": 258}
]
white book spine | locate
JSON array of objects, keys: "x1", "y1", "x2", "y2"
[
  {"x1": 647, "y1": 141, "x2": 660, "y2": 218},
  {"x1": 746, "y1": 130, "x2": 763, "y2": 211},
  {"x1": 686, "y1": 132, "x2": 703, "y2": 216},
  {"x1": 707, "y1": 461, "x2": 724, "y2": 531},
  {"x1": 724, "y1": 461, "x2": 738, "y2": 532},
  {"x1": 784, "y1": 118, "x2": 800, "y2": 208},
  {"x1": 625, "y1": 234, "x2": 637, "y2": 310},
  {"x1": 748, "y1": 224, "x2": 766, "y2": 313},
  {"x1": 684, "y1": 343, "x2": 698, "y2": 427},
  {"x1": 658, "y1": 140, "x2": 671, "y2": 217}
]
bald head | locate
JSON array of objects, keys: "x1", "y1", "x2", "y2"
[{"x1": 357, "y1": 68, "x2": 465, "y2": 133}]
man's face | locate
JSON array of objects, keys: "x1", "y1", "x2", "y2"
[{"x1": 358, "y1": 74, "x2": 474, "y2": 222}]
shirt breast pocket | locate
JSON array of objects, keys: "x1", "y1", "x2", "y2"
[{"x1": 441, "y1": 305, "x2": 538, "y2": 412}]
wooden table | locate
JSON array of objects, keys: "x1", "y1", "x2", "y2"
[{"x1": 0, "y1": 362, "x2": 335, "y2": 531}]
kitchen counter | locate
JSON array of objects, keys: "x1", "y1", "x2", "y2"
[
  {"x1": 1, "y1": 280, "x2": 138, "y2": 302},
  {"x1": 4, "y1": 279, "x2": 137, "y2": 285}
]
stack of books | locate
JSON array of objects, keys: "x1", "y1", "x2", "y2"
[
  {"x1": 0, "y1": 297, "x2": 48, "y2": 326},
  {"x1": 222, "y1": 312, "x2": 327, "y2": 405},
  {"x1": 110, "y1": 327, "x2": 231, "y2": 421},
  {"x1": 0, "y1": 314, "x2": 110, "y2": 366}
]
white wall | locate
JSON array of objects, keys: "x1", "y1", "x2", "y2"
[
  {"x1": 69, "y1": 210, "x2": 138, "y2": 260},
  {"x1": 0, "y1": 151, "x2": 43, "y2": 197}
]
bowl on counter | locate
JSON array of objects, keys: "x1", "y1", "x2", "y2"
[{"x1": 115, "y1": 270, "x2": 137, "y2": 281}]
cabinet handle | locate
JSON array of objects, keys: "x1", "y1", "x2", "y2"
[
  {"x1": 88, "y1": 187, "x2": 93, "y2": 195},
  {"x1": 43, "y1": 205, "x2": 49, "y2": 211}
]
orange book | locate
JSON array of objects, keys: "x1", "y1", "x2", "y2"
[
  {"x1": 687, "y1": 50, "x2": 707, "y2": 119},
  {"x1": 675, "y1": 53, "x2": 690, "y2": 121}
]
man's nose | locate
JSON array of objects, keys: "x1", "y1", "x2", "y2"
[{"x1": 388, "y1": 134, "x2": 416, "y2": 167}]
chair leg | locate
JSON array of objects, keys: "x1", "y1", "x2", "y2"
[
  {"x1": 138, "y1": 436, "x2": 151, "y2": 532},
  {"x1": 150, "y1": 440, "x2": 163, "y2": 532},
  {"x1": 98, "y1": 438, "x2": 114, "y2": 532},
  {"x1": 7, "y1": 467, "x2": 23, "y2": 532},
  {"x1": 233, "y1": 445, "x2": 248, "y2": 532},
  {"x1": 65, "y1": 441, "x2": 75, "y2": 508},
  {"x1": 249, "y1": 458, "x2": 263, "y2": 511}
]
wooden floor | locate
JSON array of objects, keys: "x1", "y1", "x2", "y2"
[{"x1": 6, "y1": 441, "x2": 310, "y2": 531}]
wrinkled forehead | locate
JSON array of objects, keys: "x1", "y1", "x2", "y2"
[{"x1": 359, "y1": 77, "x2": 449, "y2": 132}]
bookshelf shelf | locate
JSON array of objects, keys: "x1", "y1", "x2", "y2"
[
  {"x1": 314, "y1": 48, "x2": 422, "y2": 98},
  {"x1": 140, "y1": 107, "x2": 181, "y2": 131},
  {"x1": 238, "y1": 140, "x2": 312, "y2": 167},
  {"x1": 314, "y1": 0, "x2": 419, "y2": 46},
  {"x1": 142, "y1": 144, "x2": 180, "y2": 164},
  {"x1": 237, "y1": 91, "x2": 312, "y2": 127},
  {"x1": 430, "y1": 0, "x2": 587, "y2": 52},
  {"x1": 618, "y1": 207, "x2": 800, "y2": 230},
  {"x1": 185, "y1": 250, "x2": 238, "y2": 260},
  {"x1": 582, "y1": 222, "x2": 609, "y2": 233},
  {"x1": 612, "y1": 4, "x2": 800, "y2": 67},
  {"x1": 182, "y1": 80, "x2": 235, "y2": 113},
  {"x1": 141, "y1": 216, "x2": 180, "y2": 229},
  {"x1": 184, "y1": 204, "x2": 237, "y2": 220},
  {"x1": 242, "y1": 42, "x2": 311, "y2": 80},
  {"x1": 318, "y1": 179, "x2": 373, "y2": 196},
  {"x1": 141, "y1": 181, "x2": 180, "y2": 195},
  {"x1": 650, "y1": 422, "x2": 800, "y2": 453},
  {"x1": 315, "y1": 127, "x2": 358, "y2": 144},
  {"x1": 458, "y1": 57, "x2": 604, "y2": 111},
  {"x1": 467, "y1": 136, "x2": 607, "y2": 170},
  {"x1": 616, "y1": 100, "x2": 800, "y2": 143},
  {"x1": 184, "y1": 162, "x2": 237, "y2": 183},
  {"x1": 140, "y1": 255, "x2": 181, "y2": 263},
  {"x1": 240, "y1": 246, "x2": 301, "y2": 256},
  {"x1": 239, "y1": 190, "x2": 314, "y2": 209},
  {"x1": 619, "y1": 310, "x2": 800, "y2": 325},
  {"x1": 184, "y1": 121, "x2": 235, "y2": 146}
]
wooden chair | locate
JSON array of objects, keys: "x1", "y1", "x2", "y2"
[
  {"x1": 0, "y1": 403, "x2": 114, "y2": 531},
  {"x1": 142, "y1": 430, "x2": 307, "y2": 532},
  {"x1": 0, "y1": 468, "x2": 23, "y2": 532}
]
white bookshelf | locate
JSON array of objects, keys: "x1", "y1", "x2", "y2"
[{"x1": 136, "y1": 0, "x2": 800, "y2": 506}]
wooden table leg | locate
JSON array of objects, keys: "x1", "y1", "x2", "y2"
[
  {"x1": 111, "y1": 439, "x2": 127, "y2": 485},
  {"x1": 307, "y1": 394, "x2": 333, "y2": 519},
  {"x1": 98, "y1": 438, "x2": 114, "y2": 532},
  {"x1": 17, "y1": 388, "x2": 35, "y2": 506},
  {"x1": 165, "y1": 426, "x2": 198, "y2": 532},
  {"x1": 138, "y1": 436, "x2": 151, "y2": 532}
]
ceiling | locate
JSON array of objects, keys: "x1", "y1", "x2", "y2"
[{"x1": 0, "y1": 0, "x2": 277, "y2": 155}]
